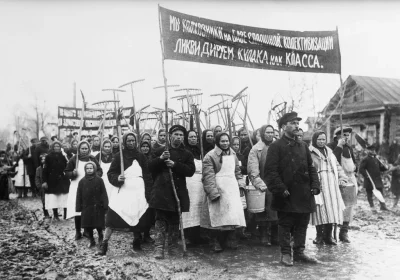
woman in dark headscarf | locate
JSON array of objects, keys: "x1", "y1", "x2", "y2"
[
  {"x1": 182, "y1": 130, "x2": 206, "y2": 244},
  {"x1": 99, "y1": 132, "x2": 154, "y2": 255},
  {"x1": 201, "y1": 132, "x2": 246, "y2": 252},
  {"x1": 91, "y1": 135, "x2": 101, "y2": 157},
  {"x1": 152, "y1": 128, "x2": 167, "y2": 150},
  {"x1": 202, "y1": 129, "x2": 215, "y2": 155},
  {"x1": 65, "y1": 141, "x2": 103, "y2": 239},
  {"x1": 185, "y1": 130, "x2": 201, "y2": 160},
  {"x1": 141, "y1": 132, "x2": 152, "y2": 144},
  {"x1": 111, "y1": 136, "x2": 120, "y2": 156},
  {"x1": 42, "y1": 141, "x2": 70, "y2": 221},
  {"x1": 309, "y1": 131, "x2": 348, "y2": 245},
  {"x1": 67, "y1": 139, "x2": 78, "y2": 160},
  {"x1": 95, "y1": 139, "x2": 114, "y2": 199},
  {"x1": 139, "y1": 140, "x2": 153, "y2": 160}
]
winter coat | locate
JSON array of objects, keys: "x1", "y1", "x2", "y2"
[
  {"x1": 148, "y1": 144, "x2": 195, "y2": 212},
  {"x1": 35, "y1": 166, "x2": 43, "y2": 190},
  {"x1": 64, "y1": 155, "x2": 103, "y2": 179},
  {"x1": 76, "y1": 176, "x2": 108, "y2": 228},
  {"x1": 389, "y1": 143, "x2": 400, "y2": 164},
  {"x1": 264, "y1": 134, "x2": 320, "y2": 213},
  {"x1": 247, "y1": 140, "x2": 269, "y2": 190},
  {"x1": 107, "y1": 149, "x2": 153, "y2": 202},
  {"x1": 42, "y1": 152, "x2": 70, "y2": 194},
  {"x1": 202, "y1": 146, "x2": 245, "y2": 201},
  {"x1": 22, "y1": 147, "x2": 36, "y2": 175},
  {"x1": 359, "y1": 155, "x2": 388, "y2": 190}
]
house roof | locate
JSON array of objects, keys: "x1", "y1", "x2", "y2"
[{"x1": 324, "y1": 75, "x2": 400, "y2": 116}]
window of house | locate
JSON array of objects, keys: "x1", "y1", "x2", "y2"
[{"x1": 353, "y1": 88, "x2": 364, "y2": 102}]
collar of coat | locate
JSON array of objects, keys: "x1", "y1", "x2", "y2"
[
  {"x1": 254, "y1": 140, "x2": 266, "y2": 151},
  {"x1": 282, "y1": 134, "x2": 301, "y2": 146},
  {"x1": 214, "y1": 145, "x2": 236, "y2": 156},
  {"x1": 309, "y1": 145, "x2": 332, "y2": 159}
]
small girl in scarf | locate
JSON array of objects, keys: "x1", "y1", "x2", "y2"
[{"x1": 76, "y1": 162, "x2": 108, "y2": 248}]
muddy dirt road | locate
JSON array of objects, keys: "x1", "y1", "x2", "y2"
[{"x1": 1, "y1": 190, "x2": 400, "y2": 280}]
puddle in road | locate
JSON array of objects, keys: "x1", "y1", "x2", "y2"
[{"x1": 188, "y1": 227, "x2": 400, "y2": 280}]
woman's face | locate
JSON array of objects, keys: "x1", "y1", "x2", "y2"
[
  {"x1": 79, "y1": 143, "x2": 89, "y2": 155},
  {"x1": 53, "y1": 144, "x2": 61, "y2": 153},
  {"x1": 232, "y1": 138, "x2": 240, "y2": 153},
  {"x1": 72, "y1": 141, "x2": 78, "y2": 149},
  {"x1": 112, "y1": 138, "x2": 119, "y2": 148},
  {"x1": 85, "y1": 164, "x2": 94, "y2": 175},
  {"x1": 125, "y1": 135, "x2": 136, "y2": 149},
  {"x1": 214, "y1": 126, "x2": 222, "y2": 135},
  {"x1": 93, "y1": 136, "x2": 100, "y2": 147},
  {"x1": 143, "y1": 135, "x2": 151, "y2": 142},
  {"x1": 188, "y1": 131, "x2": 197, "y2": 146},
  {"x1": 219, "y1": 135, "x2": 230, "y2": 150},
  {"x1": 103, "y1": 142, "x2": 111, "y2": 154},
  {"x1": 206, "y1": 131, "x2": 214, "y2": 144},
  {"x1": 141, "y1": 143, "x2": 150, "y2": 154},
  {"x1": 316, "y1": 134, "x2": 326, "y2": 148}
]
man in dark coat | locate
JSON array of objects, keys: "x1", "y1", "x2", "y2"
[
  {"x1": 265, "y1": 112, "x2": 320, "y2": 266},
  {"x1": 148, "y1": 125, "x2": 195, "y2": 259},
  {"x1": 23, "y1": 138, "x2": 38, "y2": 197},
  {"x1": 359, "y1": 144, "x2": 389, "y2": 210},
  {"x1": 327, "y1": 127, "x2": 357, "y2": 243}
]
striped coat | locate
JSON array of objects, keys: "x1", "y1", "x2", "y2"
[{"x1": 309, "y1": 145, "x2": 347, "y2": 225}]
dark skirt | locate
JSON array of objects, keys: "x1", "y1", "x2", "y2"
[{"x1": 105, "y1": 207, "x2": 154, "y2": 232}]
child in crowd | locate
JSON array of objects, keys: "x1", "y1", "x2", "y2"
[{"x1": 76, "y1": 162, "x2": 108, "y2": 248}]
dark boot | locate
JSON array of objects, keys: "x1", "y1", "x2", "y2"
[
  {"x1": 270, "y1": 223, "x2": 279, "y2": 245},
  {"x1": 88, "y1": 238, "x2": 96, "y2": 248},
  {"x1": 97, "y1": 229, "x2": 104, "y2": 244},
  {"x1": 154, "y1": 220, "x2": 167, "y2": 259},
  {"x1": 211, "y1": 231, "x2": 223, "y2": 253},
  {"x1": 225, "y1": 230, "x2": 239, "y2": 250},
  {"x1": 74, "y1": 216, "x2": 82, "y2": 240},
  {"x1": 53, "y1": 209, "x2": 60, "y2": 221},
  {"x1": 259, "y1": 224, "x2": 271, "y2": 246},
  {"x1": 132, "y1": 232, "x2": 142, "y2": 251},
  {"x1": 313, "y1": 225, "x2": 324, "y2": 245},
  {"x1": 63, "y1": 208, "x2": 67, "y2": 219},
  {"x1": 380, "y1": 202, "x2": 390, "y2": 211},
  {"x1": 339, "y1": 222, "x2": 350, "y2": 243},
  {"x1": 17, "y1": 188, "x2": 23, "y2": 198},
  {"x1": 167, "y1": 224, "x2": 180, "y2": 256},
  {"x1": 23, "y1": 188, "x2": 28, "y2": 198},
  {"x1": 293, "y1": 226, "x2": 319, "y2": 264},
  {"x1": 97, "y1": 240, "x2": 108, "y2": 256},
  {"x1": 43, "y1": 209, "x2": 50, "y2": 218},
  {"x1": 323, "y1": 224, "x2": 337, "y2": 245}
]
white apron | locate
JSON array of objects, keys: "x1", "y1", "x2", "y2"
[
  {"x1": 182, "y1": 159, "x2": 205, "y2": 229},
  {"x1": 66, "y1": 160, "x2": 85, "y2": 219},
  {"x1": 14, "y1": 159, "x2": 30, "y2": 187},
  {"x1": 108, "y1": 160, "x2": 148, "y2": 227},
  {"x1": 91, "y1": 151, "x2": 100, "y2": 157},
  {"x1": 100, "y1": 161, "x2": 113, "y2": 199},
  {"x1": 341, "y1": 155, "x2": 358, "y2": 205},
  {"x1": 207, "y1": 155, "x2": 246, "y2": 228}
]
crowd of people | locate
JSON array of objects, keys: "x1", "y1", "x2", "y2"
[{"x1": 1, "y1": 111, "x2": 400, "y2": 266}]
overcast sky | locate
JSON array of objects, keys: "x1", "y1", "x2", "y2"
[{"x1": 1, "y1": 0, "x2": 399, "y2": 136}]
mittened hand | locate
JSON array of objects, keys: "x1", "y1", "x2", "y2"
[
  {"x1": 72, "y1": 170, "x2": 78, "y2": 177},
  {"x1": 258, "y1": 185, "x2": 268, "y2": 193},
  {"x1": 211, "y1": 194, "x2": 221, "y2": 202},
  {"x1": 239, "y1": 188, "x2": 245, "y2": 197},
  {"x1": 42, "y1": 182, "x2": 48, "y2": 190},
  {"x1": 282, "y1": 190, "x2": 290, "y2": 197}
]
